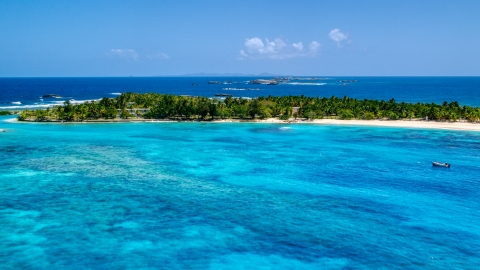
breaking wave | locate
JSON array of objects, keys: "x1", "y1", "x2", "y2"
[
  {"x1": 222, "y1": 88, "x2": 260, "y2": 91},
  {"x1": 287, "y1": 82, "x2": 326, "y2": 86},
  {"x1": 0, "y1": 104, "x2": 54, "y2": 110}
]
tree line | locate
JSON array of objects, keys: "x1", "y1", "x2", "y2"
[
  {"x1": 17, "y1": 92, "x2": 480, "y2": 122},
  {"x1": 0, "y1": 111, "x2": 15, "y2": 116}
]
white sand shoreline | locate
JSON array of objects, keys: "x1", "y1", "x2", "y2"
[
  {"x1": 214, "y1": 118, "x2": 480, "y2": 131},
  {"x1": 4, "y1": 117, "x2": 480, "y2": 131},
  {"x1": 306, "y1": 119, "x2": 480, "y2": 131}
]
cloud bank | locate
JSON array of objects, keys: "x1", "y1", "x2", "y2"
[{"x1": 239, "y1": 38, "x2": 320, "y2": 60}]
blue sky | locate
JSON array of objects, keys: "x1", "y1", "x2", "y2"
[{"x1": 1, "y1": 0, "x2": 479, "y2": 76}]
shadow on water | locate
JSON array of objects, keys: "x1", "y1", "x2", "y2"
[
  {"x1": 210, "y1": 137, "x2": 246, "y2": 144},
  {"x1": 249, "y1": 126, "x2": 294, "y2": 134},
  {"x1": 130, "y1": 134, "x2": 195, "y2": 142}
]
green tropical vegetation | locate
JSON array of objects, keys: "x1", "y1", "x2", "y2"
[
  {"x1": 17, "y1": 92, "x2": 480, "y2": 122},
  {"x1": 0, "y1": 111, "x2": 16, "y2": 116}
]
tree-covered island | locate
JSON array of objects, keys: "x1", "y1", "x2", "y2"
[
  {"x1": 0, "y1": 111, "x2": 15, "y2": 116},
  {"x1": 15, "y1": 92, "x2": 480, "y2": 122}
]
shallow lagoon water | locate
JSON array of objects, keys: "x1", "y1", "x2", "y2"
[{"x1": 1, "y1": 116, "x2": 479, "y2": 269}]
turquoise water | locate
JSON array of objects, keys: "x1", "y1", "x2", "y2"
[{"x1": 1, "y1": 116, "x2": 480, "y2": 269}]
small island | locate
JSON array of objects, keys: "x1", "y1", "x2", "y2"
[
  {"x1": 42, "y1": 94, "x2": 63, "y2": 98},
  {"x1": 0, "y1": 111, "x2": 15, "y2": 116},
  {"x1": 15, "y1": 93, "x2": 480, "y2": 125}
]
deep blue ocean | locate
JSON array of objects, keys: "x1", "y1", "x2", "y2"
[
  {"x1": 1, "y1": 77, "x2": 480, "y2": 269},
  {"x1": 1, "y1": 77, "x2": 480, "y2": 109}
]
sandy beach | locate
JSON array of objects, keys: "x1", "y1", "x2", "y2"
[
  {"x1": 6, "y1": 117, "x2": 480, "y2": 131},
  {"x1": 216, "y1": 118, "x2": 480, "y2": 131},
  {"x1": 274, "y1": 118, "x2": 480, "y2": 131},
  {"x1": 319, "y1": 119, "x2": 480, "y2": 131}
]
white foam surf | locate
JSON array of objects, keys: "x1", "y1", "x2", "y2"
[
  {"x1": 287, "y1": 82, "x2": 326, "y2": 86},
  {"x1": 0, "y1": 98, "x2": 100, "y2": 110},
  {"x1": 2, "y1": 118, "x2": 18, "y2": 123},
  {"x1": 0, "y1": 104, "x2": 54, "y2": 110},
  {"x1": 222, "y1": 88, "x2": 260, "y2": 91}
]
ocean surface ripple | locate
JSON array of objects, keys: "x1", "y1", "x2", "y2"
[
  {"x1": 1, "y1": 117, "x2": 479, "y2": 269},
  {"x1": 1, "y1": 77, "x2": 480, "y2": 110}
]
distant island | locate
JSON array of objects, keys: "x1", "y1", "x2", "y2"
[
  {"x1": 42, "y1": 94, "x2": 63, "y2": 98},
  {"x1": 15, "y1": 92, "x2": 480, "y2": 124},
  {"x1": 182, "y1": 72, "x2": 282, "y2": 77},
  {"x1": 0, "y1": 111, "x2": 14, "y2": 116}
]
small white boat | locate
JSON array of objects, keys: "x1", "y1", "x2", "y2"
[{"x1": 432, "y1": 161, "x2": 450, "y2": 168}]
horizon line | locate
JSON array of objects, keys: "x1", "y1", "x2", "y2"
[{"x1": 1, "y1": 75, "x2": 479, "y2": 78}]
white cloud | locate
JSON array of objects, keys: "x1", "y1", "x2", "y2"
[
  {"x1": 239, "y1": 50, "x2": 248, "y2": 58},
  {"x1": 244, "y1": 37, "x2": 265, "y2": 53},
  {"x1": 109, "y1": 49, "x2": 138, "y2": 60},
  {"x1": 239, "y1": 37, "x2": 320, "y2": 60},
  {"x1": 328, "y1": 29, "x2": 348, "y2": 47},
  {"x1": 292, "y1": 42, "x2": 303, "y2": 51},
  {"x1": 309, "y1": 41, "x2": 321, "y2": 54},
  {"x1": 147, "y1": 53, "x2": 169, "y2": 60}
]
